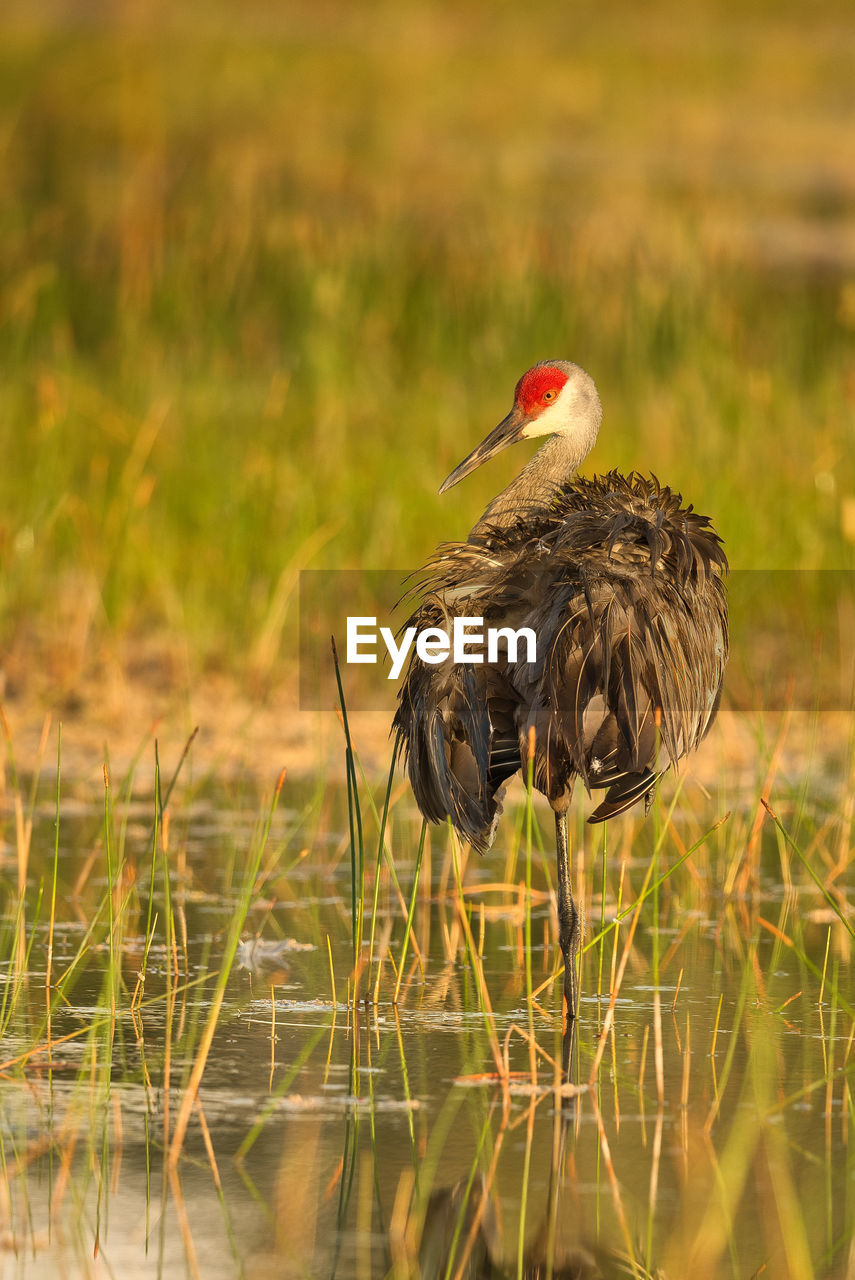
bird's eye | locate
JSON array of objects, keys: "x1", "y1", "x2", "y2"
[{"x1": 543, "y1": 389, "x2": 556, "y2": 401}]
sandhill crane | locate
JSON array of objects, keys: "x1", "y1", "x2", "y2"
[{"x1": 394, "y1": 360, "x2": 728, "y2": 1028}]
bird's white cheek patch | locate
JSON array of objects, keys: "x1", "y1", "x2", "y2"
[{"x1": 520, "y1": 391, "x2": 574, "y2": 440}]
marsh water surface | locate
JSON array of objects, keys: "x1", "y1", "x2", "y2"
[{"x1": 0, "y1": 762, "x2": 852, "y2": 1279}]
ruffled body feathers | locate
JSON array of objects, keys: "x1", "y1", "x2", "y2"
[{"x1": 394, "y1": 471, "x2": 728, "y2": 849}]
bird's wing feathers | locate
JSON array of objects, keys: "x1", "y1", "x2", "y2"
[{"x1": 394, "y1": 472, "x2": 728, "y2": 842}]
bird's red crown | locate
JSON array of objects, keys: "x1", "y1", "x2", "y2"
[{"x1": 514, "y1": 364, "x2": 569, "y2": 415}]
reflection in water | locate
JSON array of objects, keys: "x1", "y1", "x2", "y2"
[
  {"x1": 380, "y1": 1026, "x2": 656, "y2": 1280},
  {"x1": 418, "y1": 1179, "x2": 497, "y2": 1279},
  {"x1": 415, "y1": 1168, "x2": 651, "y2": 1279},
  {"x1": 236, "y1": 935, "x2": 314, "y2": 981}
]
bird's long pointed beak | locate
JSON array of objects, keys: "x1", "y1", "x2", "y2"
[{"x1": 439, "y1": 404, "x2": 527, "y2": 494}]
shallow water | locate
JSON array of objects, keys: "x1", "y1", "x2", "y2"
[{"x1": 0, "y1": 774, "x2": 852, "y2": 1278}]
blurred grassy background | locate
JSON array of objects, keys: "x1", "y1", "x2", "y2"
[{"x1": 1, "y1": 0, "x2": 854, "y2": 708}]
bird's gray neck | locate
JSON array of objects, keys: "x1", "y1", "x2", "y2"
[{"x1": 469, "y1": 432, "x2": 592, "y2": 539}]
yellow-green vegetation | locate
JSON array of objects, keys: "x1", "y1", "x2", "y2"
[{"x1": 1, "y1": 0, "x2": 854, "y2": 686}]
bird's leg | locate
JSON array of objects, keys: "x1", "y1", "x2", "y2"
[{"x1": 555, "y1": 808, "x2": 580, "y2": 1030}]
